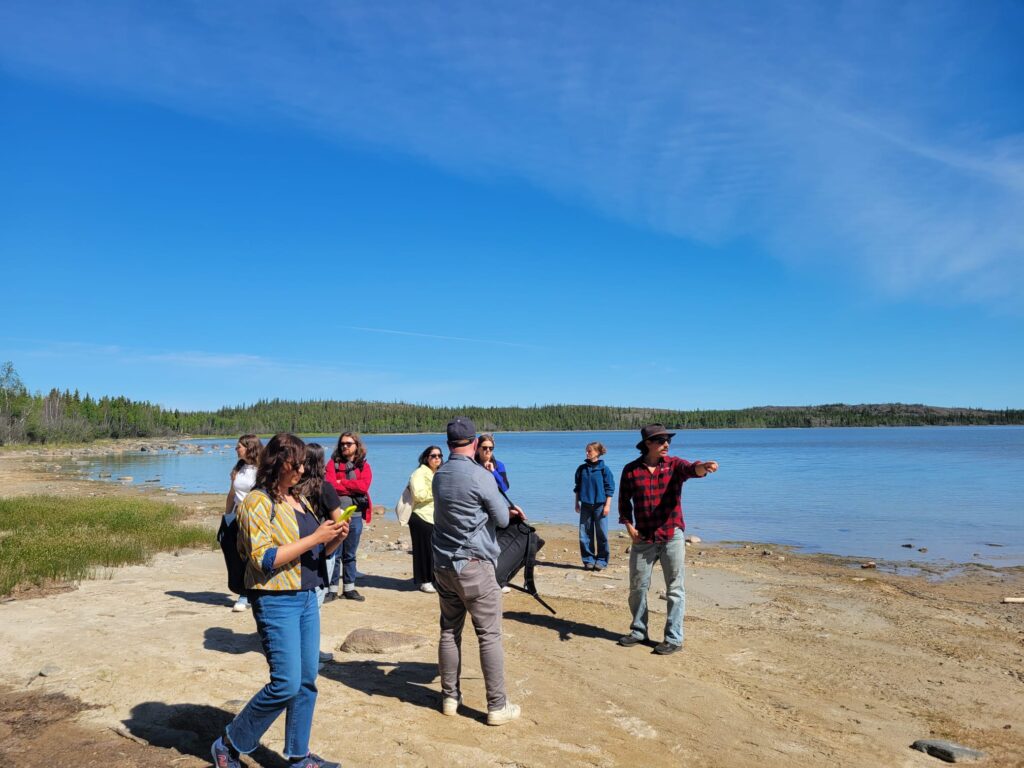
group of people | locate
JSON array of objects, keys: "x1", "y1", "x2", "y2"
[
  {"x1": 404, "y1": 432, "x2": 511, "y2": 594},
  {"x1": 212, "y1": 420, "x2": 718, "y2": 767}
]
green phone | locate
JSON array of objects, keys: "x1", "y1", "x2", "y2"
[{"x1": 336, "y1": 504, "x2": 359, "y2": 523}]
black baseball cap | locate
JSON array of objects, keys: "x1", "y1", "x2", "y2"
[{"x1": 446, "y1": 416, "x2": 477, "y2": 446}]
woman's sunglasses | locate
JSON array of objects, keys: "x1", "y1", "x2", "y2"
[{"x1": 428, "y1": 453, "x2": 443, "y2": 459}]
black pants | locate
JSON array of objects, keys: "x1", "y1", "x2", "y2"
[{"x1": 408, "y1": 512, "x2": 435, "y2": 586}]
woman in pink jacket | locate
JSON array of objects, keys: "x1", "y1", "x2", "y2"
[{"x1": 324, "y1": 431, "x2": 373, "y2": 602}]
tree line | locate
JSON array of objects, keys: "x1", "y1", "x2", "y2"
[{"x1": 1, "y1": 362, "x2": 1021, "y2": 445}]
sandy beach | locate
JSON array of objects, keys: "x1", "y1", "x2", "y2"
[{"x1": 1, "y1": 445, "x2": 1022, "y2": 767}]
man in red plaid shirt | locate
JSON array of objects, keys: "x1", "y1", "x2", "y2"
[{"x1": 617, "y1": 424, "x2": 719, "y2": 655}]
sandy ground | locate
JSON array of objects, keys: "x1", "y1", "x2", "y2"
[{"x1": 1, "y1": 447, "x2": 1023, "y2": 767}]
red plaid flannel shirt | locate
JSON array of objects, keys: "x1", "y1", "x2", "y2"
[{"x1": 618, "y1": 455, "x2": 700, "y2": 543}]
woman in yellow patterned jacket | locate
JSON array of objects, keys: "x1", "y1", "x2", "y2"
[{"x1": 211, "y1": 433, "x2": 348, "y2": 768}]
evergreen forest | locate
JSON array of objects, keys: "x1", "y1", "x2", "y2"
[{"x1": 2, "y1": 362, "x2": 1021, "y2": 445}]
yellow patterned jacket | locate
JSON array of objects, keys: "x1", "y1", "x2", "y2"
[{"x1": 236, "y1": 488, "x2": 316, "y2": 591}]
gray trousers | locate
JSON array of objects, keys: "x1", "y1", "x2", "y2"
[{"x1": 434, "y1": 560, "x2": 507, "y2": 711}]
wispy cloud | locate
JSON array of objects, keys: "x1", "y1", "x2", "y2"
[{"x1": 1, "y1": 1, "x2": 1021, "y2": 306}]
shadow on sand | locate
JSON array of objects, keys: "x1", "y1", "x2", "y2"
[
  {"x1": 319, "y1": 659, "x2": 445, "y2": 713},
  {"x1": 204, "y1": 626, "x2": 263, "y2": 655},
  {"x1": 352, "y1": 573, "x2": 417, "y2": 592},
  {"x1": 166, "y1": 590, "x2": 233, "y2": 606},
  {"x1": 504, "y1": 610, "x2": 621, "y2": 643},
  {"x1": 123, "y1": 701, "x2": 288, "y2": 767}
]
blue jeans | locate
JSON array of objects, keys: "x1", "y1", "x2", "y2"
[
  {"x1": 331, "y1": 506, "x2": 363, "y2": 590},
  {"x1": 578, "y1": 503, "x2": 609, "y2": 567},
  {"x1": 226, "y1": 590, "x2": 320, "y2": 758},
  {"x1": 627, "y1": 528, "x2": 685, "y2": 646}
]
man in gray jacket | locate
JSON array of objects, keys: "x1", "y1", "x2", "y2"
[{"x1": 432, "y1": 416, "x2": 524, "y2": 726}]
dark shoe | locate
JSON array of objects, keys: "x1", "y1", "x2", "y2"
[
  {"x1": 593, "y1": 564, "x2": 605, "y2": 572},
  {"x1": 323, "y1": 592, "x2": 337, "y2": 603},
  {"x1": 342, "y1": 590, "x2": 365, "y2": 602},
  {"x1": 211, "y1": 736, "x2": 242, "y2": 768},
  {"x1": 583, "y1": 563, "x2": 594, "y2": 571},
  {"x1": 617, "y1": 634, "x2": 645, "y2": 647},
  {"x1": 653, "y1": 641, "x2": 682, "y2": 655},
  {"x1": 291, "y1": 753, "x2": 340, "y2": 768}
]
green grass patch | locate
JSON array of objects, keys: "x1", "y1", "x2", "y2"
[{"x1": 0, "y1": 495, "x2": 214, "y2": 596}]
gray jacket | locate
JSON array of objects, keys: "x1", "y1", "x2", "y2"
[{"x1": 431, "y1": 454, "x2": 511, "y2": 571}]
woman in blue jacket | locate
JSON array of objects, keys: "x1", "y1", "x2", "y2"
[
  {"x1": 573, "y1": 441, "x2": 615, "y2": 571},
  {"x1": 476, "y1": 434, "x2": 509, "y2": 493}
]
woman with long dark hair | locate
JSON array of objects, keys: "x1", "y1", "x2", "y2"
[
  {"x1": 211, "y1": 433, "x2": 347, "y2": 768},
  {"x1": 325, "y1": 431, "x2": 373, "y2": 602},
  {"x1": 408, "y1": 445, "x2": 443, "y2": 593},
  {"x1": 221, "y1": 434, "x2": 263, "y2": 612}
]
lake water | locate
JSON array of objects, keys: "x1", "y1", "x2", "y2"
[{"x1": 80, "y1": 427, "x2": 1024, "y2": 567}]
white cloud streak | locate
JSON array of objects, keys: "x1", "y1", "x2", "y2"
[{"x1": 1, "y1": 0, "x2": 1021, "y2": 306}]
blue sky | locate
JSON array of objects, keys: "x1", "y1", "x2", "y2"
[{"x1": 1, "y1": 1, "x2": 1022, "y2": 411}]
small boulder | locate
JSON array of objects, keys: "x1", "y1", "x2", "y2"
[
  {"x1": 861, "y1": 561, "x2": 877, "y2": 569},
  {"x1": 685, "y1": 535, "x2": 701, "y2": 544},
  {"x1": 340, "y1": 628, "x2": 429, "y2": 654},
  {"x1": 910, "y1": 738, "x2": 985, "y2": 763}
]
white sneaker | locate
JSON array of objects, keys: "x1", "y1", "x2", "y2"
[
  {"x1": 487, "y1": 701, "x2": 521, "y2": 726},
  {"x1": 419, "y1": 582, "x2": 437, "y2": 593},
  {"x1": 441, "y1": 694, "x2": 462, "y2": 716},
  {"x1": 501, "y1": 585, "x2": 512, "y2": 594},
  {"x1": 231, "y1": 599, "x2": 249, "y2": 612}
]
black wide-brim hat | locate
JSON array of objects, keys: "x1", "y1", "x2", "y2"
[{"x1": 636, "y1": 423, "x2": 676, "y2": 451}]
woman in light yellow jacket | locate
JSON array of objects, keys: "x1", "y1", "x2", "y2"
[{"x1": 408, "y1": 445, "x2": 443, "y2": 593}]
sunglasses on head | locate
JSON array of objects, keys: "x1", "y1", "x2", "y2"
[{"x1": 648, "y1": 436, "x2": 672, "y2": 445}]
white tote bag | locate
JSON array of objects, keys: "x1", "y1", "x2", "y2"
[{"x1": 395, "y1": 483, "x2": 414, "y2": 526}]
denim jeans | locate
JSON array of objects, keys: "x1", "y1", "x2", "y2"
[
  {"x1": 226, "y1": 590, "x2": 320, "y2": 758},
  {"x1": 578, "y1": 503, "x2": 609, "y2": 567},
  {"x1": 331, "y1": 504, "x2": 363, "y2": 590},
  {"x1": 627, "y1": 528, "x2": 685, "y2": 646}
]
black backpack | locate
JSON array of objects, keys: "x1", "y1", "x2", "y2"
[
  {"x1": 495, "y1": 520, "x2": 554, "y2": 614},
  {"x1": 217, "y1": 514, "x2": 247, "y2": 596}
]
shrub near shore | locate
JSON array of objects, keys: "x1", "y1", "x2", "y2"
[{"x1": 0, "y1": 496, "x2": 212, "y2": 596}]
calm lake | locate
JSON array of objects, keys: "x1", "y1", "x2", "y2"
[{"x1": 81, "y1": 427, "x2": 1024, "y2": 567}]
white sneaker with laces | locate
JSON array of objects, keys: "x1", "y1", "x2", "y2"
[
  {"x1": 487, "y1": 701, "x2": 521, "y2": 726},
  {"x1": 420, "y1": 582, "x2": 437, "y2": 593}
]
